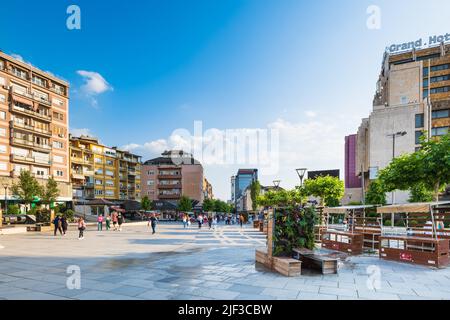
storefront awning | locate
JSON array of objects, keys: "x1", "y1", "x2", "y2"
[
  {"x1": 323, "y1": 205, "x2": 377, "y2": 214},
  {"x1": 377, "y1": 201, "x2": 450, "y2": 214}
]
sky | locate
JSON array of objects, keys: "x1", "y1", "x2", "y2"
[{"x1": 1, "y1": 0, "x2": 450, "y2": 200}]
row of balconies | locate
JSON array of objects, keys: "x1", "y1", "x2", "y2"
[
  {"x1": 9, "y1": 87, "x2": 52, "y2": 106},
  {"x1": 10, "y1": 104, "x2": 52, "y2": 122},
  {"x1": 10, "y1": 154, "x2": 51, "y2": 167},
  {"x1": 11, "y1": 137, "x2": 51, "y2": 153},
  {"x1": 10, "y1": 120, "x2": 52, "y2": 137},
  {"x1": 7, "y1": 67, "x2": 67, "y2": 97}
]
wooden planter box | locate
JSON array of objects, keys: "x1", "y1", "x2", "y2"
[
  {"x1": 272, "y1": 257, "x2": 302, "y2": 277},
  {"x1": 380, "y1": 235, "x2": 449, "y2": 268},
  {"x1": 292, "y1": 248, "x2": 338, "y2": 274},
  {"x1": 321, "y1": 230, "x2": 364, "y2": 255},
  {"x1": 255, "y1": 248, "x2": 271, "y2": 266}
]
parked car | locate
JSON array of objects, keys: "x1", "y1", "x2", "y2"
[{"x1": 123, "y1": 211, "x2": 144, "y2": 221}]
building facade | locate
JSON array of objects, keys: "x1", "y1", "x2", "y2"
[
  {"x1": 141, "y1": 150, "x2": 204, "y2": 204},
  {"x1": 0, "y1": 51, "x2": 71, "y2": 202},
  {"x1": 343, "y1": 135, "x2": 363, "y2": 204},
  {"x1": 203, "y1": 177, "x2": 213, "y2": 200},
  {"x1": 70, "y1": 135, "x2": 141, "y2": 201},
  {"x1": 233, "y1": 169, "x2": 258, "y2": 210},
  {"x1": 355, "y1": 43, "x2": 450, "y2": 203}
]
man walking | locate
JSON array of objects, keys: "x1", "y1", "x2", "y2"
[
  {"x1": 97, "y1": 214, "x2": 104, "y2": 231},
  {"x1": 148, "y1": 213, "x2": 158, "y2": 234},
  {"x1": 53, "y1": 215, "x2": 63, "y2": 236}
]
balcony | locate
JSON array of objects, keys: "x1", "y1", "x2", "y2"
[
  {"x1": 159, "y1": 194, "x2": 181, "y2": 200},
  {"x1": 158, "y1": 183, "x2": 182, "y2": 189},
  {"x1": 49, "y1": 86, "x2": 66, "y2": 97},
  {"x1": 10, "y1": 154, "x2": 51, "y2": 167},
  {"x1": 70, "y1": 156, "x2": 84, "y2": 164},
  {"x1": 10, "y1": 121, "x2": 52, "y2": 137},
  {"x1": 83, "y1": 170, "x2": 94, "y2": 176},
  {"x1": 158, "y1": 174, "x2": 181, "y2": 180},
  {"x1": 71, "y1": 172, "x2": 85, "y2": 180},
  {"x1": 10, "y1": 87, "x2": 52, "y2": 106},
  {"x1": 11, "y1": 137, "x2": 51, "y2": 153},
  {"x1": 10, "y1": 104, "x2": 52, "y2": 122}
]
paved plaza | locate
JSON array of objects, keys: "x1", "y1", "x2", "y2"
[{"x1": 0, "y1": 223, "x2": 450, "y2": 300}]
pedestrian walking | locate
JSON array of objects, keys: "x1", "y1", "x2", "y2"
[
  {"x1": 78, "y1": 217, "x2": 86, "y2": 240},
  {"x1": 239, "y1": 214, "x2": 245, "y2": 228},
  {"x1": 61, "y1": 216, "x2": 68, "y2": 236},
  {"x1": 97, "y1": 214, "x2": 104, "y2": 231},
  {"x1": 53, "y1": 215, "x2": 63, "y2": 236},
  {"x1": 182, "y1": 214, "x2": 187, "y2": 229},
  {"x1": 212, "y1": 216, "x2": 218, "y2": 231},
  {"x1": 105, "y1": 214, "x2": 111, "y2": 231},
  {"x1": 148, "y1": 213, "x2": 158, "y2": 234},
  {"x1": 208, "y1": 216, "x2": 212, "y2": 230},
  {"x1": 197, "y1": 214, "x2": 203, "y2": 229},
  {"x1": 112, "y1": 211, "x2": 118, "y2": 231},
  {"x1": 117, "y1": 211, "x2": 124, "y2": 231}
]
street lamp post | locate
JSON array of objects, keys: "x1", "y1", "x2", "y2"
[
  {"x1": 296, "y1": 168, "x2": 307, "y2": 187},
  {"x1": 387, "y1": 131, "x2": 407, "y2": 206},
  {"x1": 273, "y1": 180, "x2": 281, "y2": 190}
]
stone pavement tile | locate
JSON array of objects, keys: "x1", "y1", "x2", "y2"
[
  {"x1": 111, "y1": 285, "x2": 149, "y2": 297},
  {"x1": 357, "y1": 290, "x2": 400, "y2": 300},
  {"x1": 73, "y1": 290, "x2": 138, "y2": 300},
  {"x1": 81, "y1": 280, "x2": 124, "y2": 292},
  {"x1": 197, "y1": 280, "x2": 233, "y2": 290},
  {"x1": 248, "y1": 279, "x2": 288, "y2": 289},
  {"x1": 0, "y1": 274, "x2": 21, "y2": 283},
  {"x1": 5, "y1": 290, "x2": 71, "y2": 300},
  {"x1": 303, "y1": 279, "x2": 338, "y2": 288},
  {"x1": 412, "y1": 289, "x2": 450, "y2": 299},
  {"x1": 228, "y1": 284, "x2": 265, "y2": 295},
  {"x1": 376, "y1": 286, "x2": 417, "y2": 296},
  {"x1": 319, "y1": 286, "x2": 358, "y2": 298},
  {"x1": 174, "y1": 294, "x2": 210, "y2": 300},
  {"x1": 296, "y1": 292, "x2": 338, "y2": 300},
  {"x1": 119, "y1": 278, "x2": 155, "y2": 289},
  {"x1": 48, "y1": 288, "x2": 92, "y2": 298},
  {"x1": 284, "y1": 283, "x2": 319, "y2": 293},
  {"x1": 235, "y1": 293, "x2": 274, "y2": 300},
  {"x1": 261, "y1": 288, "x2": 299, "y2": 299},
  {"x1": 398, "y1": 295, "x2": 435, "y2": 300}
]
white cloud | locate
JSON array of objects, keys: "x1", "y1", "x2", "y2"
[
  {"x1": 76, "y1": 70, "x2": 113, "y2": 107},
  {"x1": 10, "y1": 53, "x2": 26, "y2": 63},
  {"x1": 305, "y1": 110, "x2": 317, "y2": 118},
  {"x1": 122, "y1": 116, "x2": 352, "y2": 201},
  {"x1": 70, "y1": 128, "x2": 94, "y2": 137}
]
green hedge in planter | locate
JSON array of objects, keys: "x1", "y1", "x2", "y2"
[{"x1": 273, "y1": 206, "x2": 317, "y2": 257}]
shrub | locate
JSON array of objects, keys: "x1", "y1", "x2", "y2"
[
  {"x1": 64, "y1": 209, "x2": 75, "y2": 222},
  {"x1": 35, "y1": 208, "x2": 51, "y2": 223},
  {"x1": 384, "y1": 220, "x2": 391, "y2": 226},
  {"x1": 7, "y1": 204, "x2": 20, "y2": 215}
]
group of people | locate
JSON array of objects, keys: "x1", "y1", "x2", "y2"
[
  {"x1": 52, "y1": 215, "x2": 69, "y2": 236},
  {"x1": 195, "y1": 214, "x2": 218, "y2": 230},
  {"x1": 96, "y1": 211, "x2": 124, "y2": 232}
]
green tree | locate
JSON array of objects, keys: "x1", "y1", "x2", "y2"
[
  {"x1": 250, "y1": 180, "x2": 261, "y2": 211},
  {"x1": 365, "y1": 179, "x2": 387, "y2": 205},
  {"x1": 40, "y1": 176, "x2": 60, "y2": 208},
  {"x1": 141, "y1": 196, "x2": 152, "y2": 211},
  {"x1": 303, "y1": 175, "x2": 344, "y2": 207},
  {"x1": 202, "y1": 198, "x2": 215, "y2": 212},
  {"x1": 11, "y1": 170, "x2": 42, "y2": 208},
  {"x1": 378, "y1": 133, "x2": 450, "y2": 201},
  {"x1": 408, "y1": 183, "x2": 434, "y2": 203},
  {"x1": 178, "y1": 196, "x2": 193, "y2": 212}
]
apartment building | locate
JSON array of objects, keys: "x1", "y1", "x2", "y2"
[
  {"x1": 0, "y1": 51, "x2": 71, "y2": 202},
  {"x1": 343, "y1": 134, "x2": 362, "y2": 205},
  {"x1": 355, "y1": 42, "x2": 450, "y2": 203},
  {"x1": 233, "y1": 169, "x2": 258, "y2": 211},
  {"x1": 70, "y1": 135, "x2": 141, "y2": 201},
  {"x1": 141, "y1": 150, "x2": 204, "y2": 204},
  {"x1": 203, "y1": 177, "x2": 213, "y2": 200}
]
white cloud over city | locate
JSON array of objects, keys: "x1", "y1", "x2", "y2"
[{"x1": 76, "y1": 70, "x2": 113, "y2": 107}]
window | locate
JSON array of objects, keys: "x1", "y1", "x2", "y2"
[
  {"x1": 0, "y1": 76, "x2": 5, "y2": 86},
  {"x1": 400, "y1": 96, "x2": 408, "y2": 104},
  {"x1": 95, "y1": 157, "x2": 102, "y2": 164},
  {"x1": 431, "y1": 64, "x2": 450, "y2": 72},
  {"x1": 423, "y1": 89, "x2": 429, "y2": 98},
  {"x1": 53, "y1": 155, "x2": 64, "y2": 164},
  {"x1": 106, "y1": 180, "x2": 114, "y2": 186},
  {"x1": 95, "y1": 179, "x2": 103, "y2": 185},
  {"x1": 430, "y1": 74, "x2": 450, "y2": 83},
  {"x1": 106, "y1": 160, "x2": 114, "y2": 166},
  {"x1": 415, "y1": 131, "x2": 424, "y2": 145},
  {"x1": 32, "y1": 76, "x2": 46, "y2": 87},
  {"x1": 53, "y1": 141, "x2": 64, "y2": 149},
  {"x1": 53, "y1": 84, "x2": 65, "y2": 95},
  {"x1": 105, "y1": 190, "x2": 114, "y2": 196},
  {"x1": 96, "y1": 169, "x2": 103, "y2": 175},
  {"x1": 423, "y1": 79, "x2": 429, "y2": 88},
  {"x1": 432, "y1": 109, "x2": 450, "y2": 119},
  {"x1": 54, "y1": 170, "x2": 64, "y2": 177},
  {"x1": 52, "y1": 112, "x2": 64, "y2": 121},
  {"x1": 147, "y1": 180, "x2": 155, "y2": 186},
  {"x1": 105, "y1": 170, "x2": 114, "y2": 176},
  {"x1": 0, "y1": 94, "x2": 5, "y2": 104},
  {"x1": 53, "y1": 98, "x2": 64, "y2": 107},
  {"x1": 423, "y1": 67, "x2": 429, "y2": 77},
  {"x1": 0, "y1": 60, "x2": 3, "y2": 70},
  {"x1": 0, "y1": 128, "x2": 6, "y2": 137},
  {"x1": 0, "y1": 162, "x2": 7, "y2": 171},
  {"x1": 0, "y1": 145, "x2": 6, "y2": 153},
  {"x1": 431, "y1": 126, "x2": 449, "y2": 137},
  {"x1": 95, "y1": 190, "x2": 104, "y2": 196},
  {"x1": 147, "y1": 170, "x2": 155, "y2": 175},
  {"x1": 430, "y1": 86, "x2": 450, "y2": 94},
  {"x1": 0, "y1": 111, "x2": 5, "y2": 119},
  {"x1": 11, "y1": 66, "x2": 28, "y2": 80},
  {"x1": 32, "y1": 90, "x2": 49, "y2": 102},
  {"x1": 415, "y1": 114, "x2": 424, "y2": 128}
]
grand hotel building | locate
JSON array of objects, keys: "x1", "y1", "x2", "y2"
[
  {"x1": 0, "y1": 51, "x2": 71, "y2": 201},
  {"x1": 353, "y1": 42, "x2": 450, "y2": 203}
]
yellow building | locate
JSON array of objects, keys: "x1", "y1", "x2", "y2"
[{"x1": 70, "y1": 135, "x2": 141, "y2": 201}]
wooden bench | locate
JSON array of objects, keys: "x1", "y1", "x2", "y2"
[
  {"x1": 292, "y1": 248, "x2": 338, "y2": 274},
  {"x1": 272, "y1": 257, "x2": 301, "y2": 277}
]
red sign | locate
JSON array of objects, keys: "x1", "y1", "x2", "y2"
[{"x1": 400, "y1": 252, "x2": 412, "y2": 261}]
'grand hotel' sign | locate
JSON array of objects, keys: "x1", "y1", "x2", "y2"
[{"x1": 387, "y1": 33, "x2": 450, "y2": 54}]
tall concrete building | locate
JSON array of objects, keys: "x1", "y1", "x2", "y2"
[
  {"x1": 233, "y1": 169, "x2": 258, "y2": 212},
  {"x1": 141, "y1": 150, "x2": 204, "y2": 205},
  {"x1": 70, "y1": 135, "x2": 142, "y2": 201},
  {"x1": 0, "y1": 51, "x2": 71, "y2": 203},
  {"x1": 343, "y1": 134, "x2": 362, "y2": 204},
  {"x1": 355, "y1": 42, "x2": 450, "y2": 203}
]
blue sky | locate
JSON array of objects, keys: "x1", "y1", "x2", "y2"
[{"x1": 1, "y1": 0, "x2": 450, "y2": 200}]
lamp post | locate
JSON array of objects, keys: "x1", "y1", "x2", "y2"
[
  {"x1": 387, "y1": 131, "x2": 407, "y2": 205},
  {"x1": 296, "y1": 168, "x2": 307, "y2": 187},
  {"x1": 2, "y1": 180, "x2": 9, "y2": 216},
  {"x1": 273, "y1": 180, "x2": 281, "y2": 190}
]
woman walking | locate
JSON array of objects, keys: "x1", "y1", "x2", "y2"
[
  {"x1": 78, "y1": 217, "x2": 86, "y2": 240},
  {"x1": 61, "y1": 216, "x2": 68, "y2": 236},
  {"x1": 105, "y1": 214, "x2": 111, "y2": 231},
  {"x1": 148, "y1": 213, "x2": 158, "y2": 234},
  {"x1": 208, "y1": 216, "x2": 213, "y2": 230},
  {"x1": 97, "y1": 214, "x2": 104, "y2": 231},
  {"x1": 112, "y1": 211, "x2": 118, "y2": 231},
  {"x1": 182, "y1": 214, "x2": 187, "y2": 229},
  {"x1": 117, "y1": 211, "x2": 124, "y2": 231}
]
